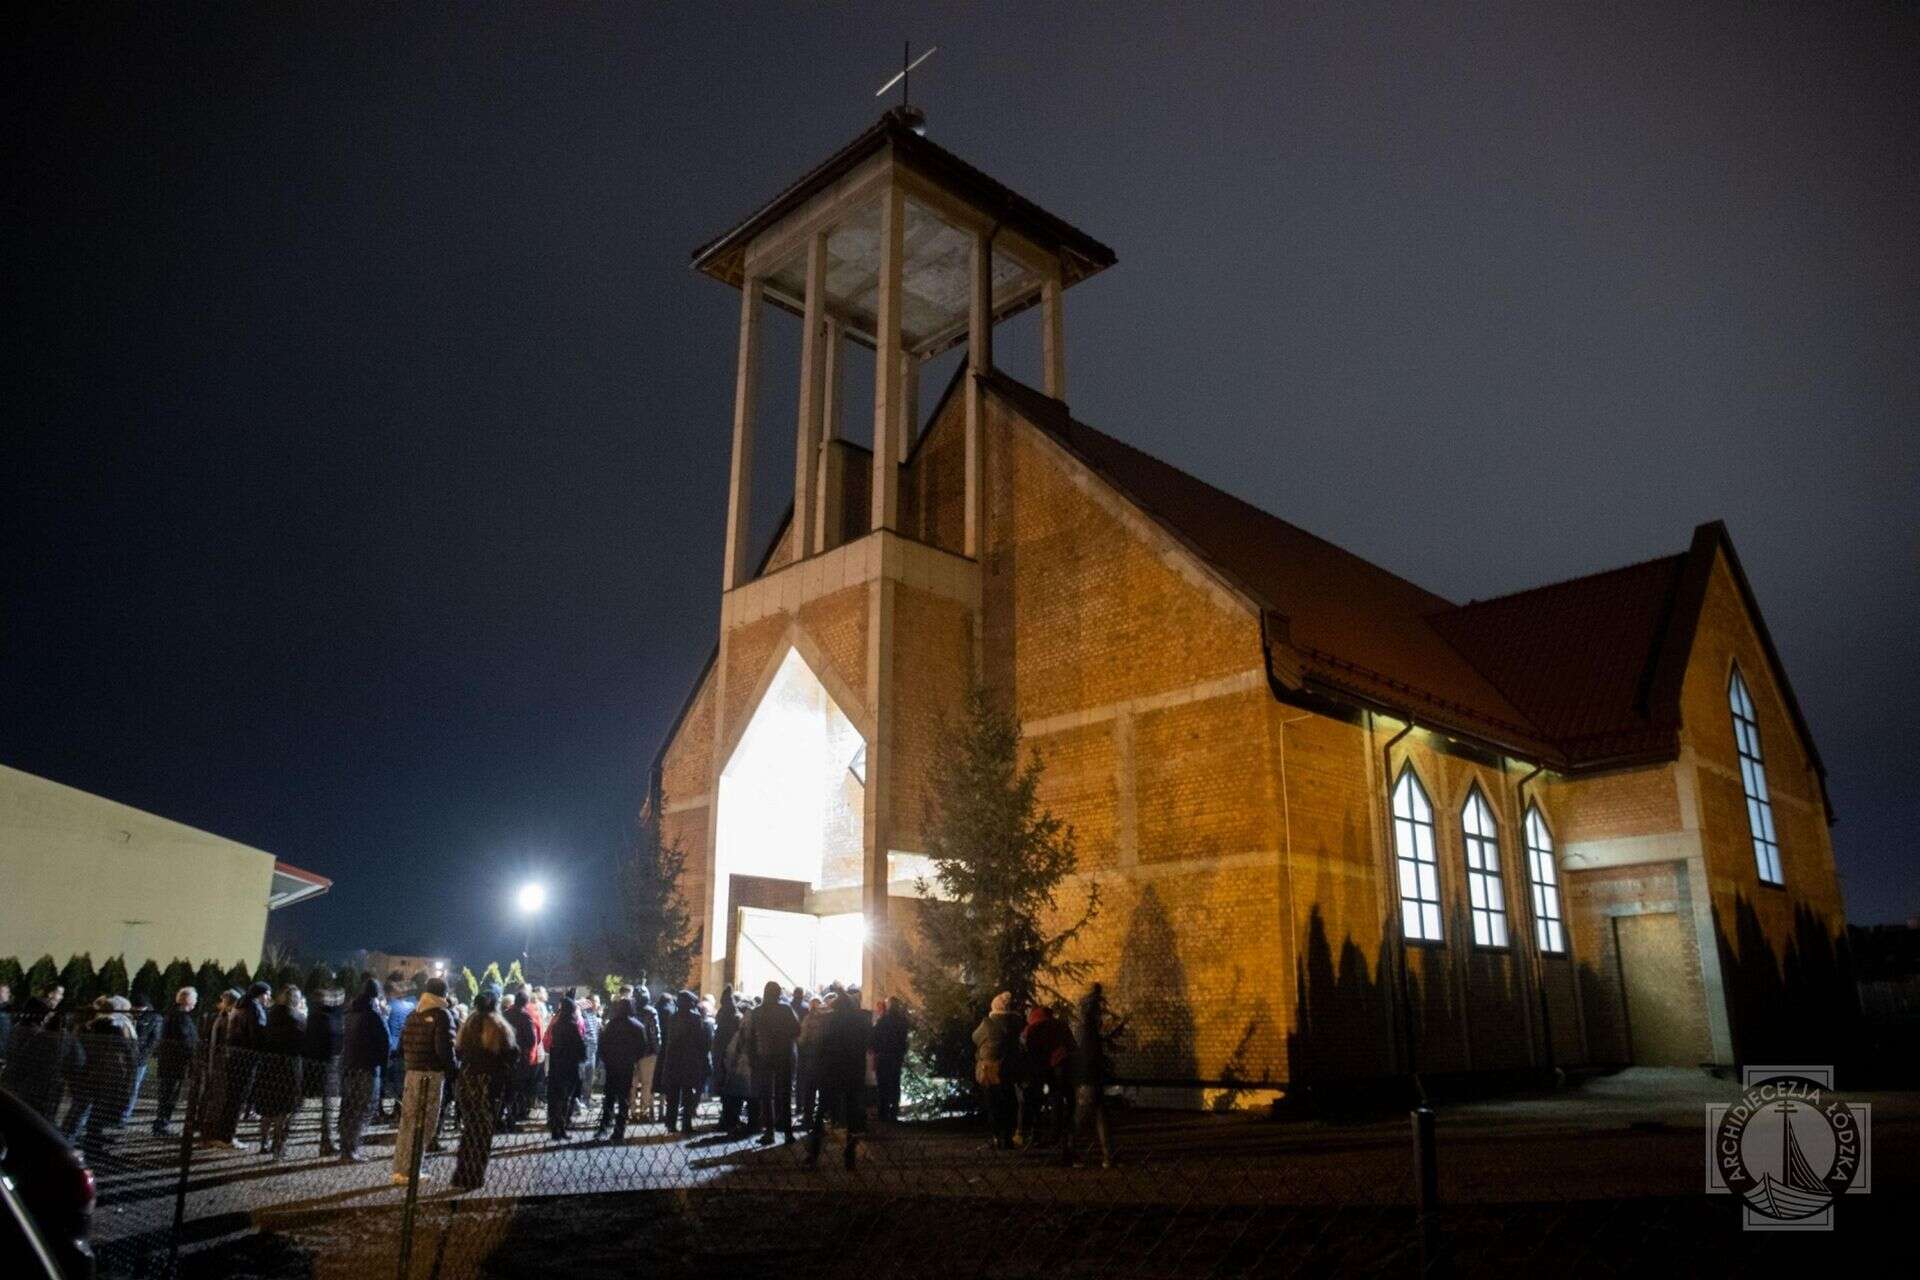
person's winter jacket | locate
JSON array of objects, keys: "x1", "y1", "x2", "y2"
[
  {"x1": 227, "y1": 996, "x2": 269, "y2": 1053},
  {"x1": 504, "y1": 1003, "x2": 539, "y2": 1067},
  {"x1": 659, "y1": 991, "x2": 713, "y2": 1093},
  {"x1": 542, "y1": 1009, "x2": 587, "y2": 1075},
  {"x1": 341, "y1": 993, "x2": 391, "y2": 1075},
  {"x1": 745, "y1": 997, "x2": 800, "y2": 1066},
  {"x1": 77, "y1": 1013, "x2": 137, "y2": 1120},
  {"x1": 155, "y1": 1004, "x2": 199, "y2": 1071},
  {"x1": 972, "y1": 1010, "x2": 1024, "y2": 1085},
  {"x1": 301, "y1": 998, "x2": 344, "y2": 1097},
  {"x1": 1020, "y1": 1006, "x2": 1075, "y2": 1073},
  {"x1": 384, "y1": 995, "x2": 416, "y2": 1053},
  {"x1": 816, "y1": 996, "x2": 872, "y2": 1092},
  {"x1": 132, "y1": 1008, "x2": 163, "y2": 1066},
  {"x1": 633, "y1": 998, "x2": 661, "y2": 1058},
  {"x1": 598, "y1": 1004, "x2": 648, "y2": 1074},
  {"x1": 871, "y1": 1006, "x2": 910, "y2": 1060},
  {"x1": 400, "y1": 992, "x2": 457, "y2": 1074},
  {"x1": 253, "y1": 1003, "x2": 306, "y2": 1117},
  {"x1": 454, "y1": 1013, "x2": 518, "y2": 1079}
]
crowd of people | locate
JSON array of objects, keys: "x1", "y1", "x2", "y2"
[{"x1": 0, "y1": 972, "x2": 1119, "y2": 1188}]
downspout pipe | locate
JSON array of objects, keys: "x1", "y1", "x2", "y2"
[
  {"x1": 1512, "y1": 762, "x2": 1554, "y2": 1073},
  {"x1": 1376, "y1": 716, "x2": 1418, "y2": 1092}
]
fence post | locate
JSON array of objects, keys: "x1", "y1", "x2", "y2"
[
  {"x1": 1411, "y1": 1105, "x2": 1439, "y2": 1273},
  {"x1": 394, "y1": 1077, "x2": 427, "y2": 1280},
  {"x1": 169, "y1": 1053, "x2": 202, "y2": 1272}
]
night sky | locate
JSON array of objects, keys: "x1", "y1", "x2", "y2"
[{"x1": 7, "y1": 4, "x2": 1915, "y2": 966}]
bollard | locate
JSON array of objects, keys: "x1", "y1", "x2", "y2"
[
  {"x1": 1411, "y1": 1105, "x2": 1440, "y2": 1274},
  {"x1": 1411, "y1": 1105, "x2": 1437, "y2": 1212}
]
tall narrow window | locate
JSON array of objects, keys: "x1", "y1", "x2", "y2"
[
  {"x1": 1524, "y1": 805, "x2": 1565, "y2": 954},
  {"x1": 1461, "y1": 787, "x2": 1509, "y2": 948},
  {"x1": 1392, "y1": 765, "x2": 1442, "y2": 942},
  {"x1": 1729, "y1": 666, "x2": 1783, "y2": 885}
]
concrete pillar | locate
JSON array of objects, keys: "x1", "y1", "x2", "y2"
[
  {"x1": 897, "y1": 351, "x2": 920, "y2": 461},
  {"x1": 964, "y1": 228, "x2": 991, "y2": 557},
  {"x1": 870, "y1": 184, "x2": 904, "y2": 531},
  {"x1": 792, "y1": 233, "x2": 828, "y2": 560},
  {"x1": 722, "y1": 278, "x2": 762, "y2": 590},
  {"x1": 814, "y1": 319, "x2": 843, "y2": 553},
  {"x1": 862, "y1": 575, "x2": 896, "y2": 994},
  {"x1": 1041, "y1": 267, "x2": 1065, "y2": 401}
]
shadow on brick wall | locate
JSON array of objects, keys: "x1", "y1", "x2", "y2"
[
  {"x1": 1111, "y1": 885, "x2": 1201, "y2": 1106},
  {"x1": 1714, "y1": 895, "x2": 1867, "y2": 1079}
]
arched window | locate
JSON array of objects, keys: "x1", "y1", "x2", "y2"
[
  {"x1": 1392, "y1": 765, "x2": 1442, "y2": 942},
  {"x1": 1729, "y1": 665, "x2": 1783, "y2": 885},
  {"x1": 1523, "y1": 804, "x2": 1565, "y2": 954},
  {"x1": 1461, "y1": 786, "x2": 1509, "y2": 948}
]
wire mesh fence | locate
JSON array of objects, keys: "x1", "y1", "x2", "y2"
[{"x1": 0, "y1": 1008, "x2": 1899, "y2": 1279}]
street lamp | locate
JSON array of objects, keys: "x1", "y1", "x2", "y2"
[{"x1": 516, "y1": 881, "x2": 548, "y2": 971}]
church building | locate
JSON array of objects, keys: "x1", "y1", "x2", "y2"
[{"x1": 648, "y1": 110, "x2": 1849, "y2": 1097}]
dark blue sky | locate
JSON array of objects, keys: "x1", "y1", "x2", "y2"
[{"x1": 7, "y1": 3, "x2": 1915, "y2": 965}]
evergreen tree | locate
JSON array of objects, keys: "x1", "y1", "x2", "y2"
[
  {"x1": 59, "y1": 953, "x2": 98, "y2": 1005},
  {"x1": 303, "y1": 964, "x2": 335, "y2": 996},
  {"x1": 504, "y1": 960, "x2": 525, "y2": 990},
  {"x1": 97, "y1": 955, "x2": 131, "y2": 998},
  {"x1": 223, "y1": 961, "x2": 252, "y2": 992},
  {"x1": 460, "y1": 966, "x2": 480, "y2": 1002},
  {"x1": 161, "y1": 959, "x2": 195, "y2": 1002},
  {"x1": 194, "y1": 960, "x2": 226, "y2": 1003},
  {"x1": 0, "y1": 956, "x2": 22, "y2": 993},
  {"x1": 905, "y1": 686, "x2": 1100, "y2": 1078},
  {"x1": 131, "y1": 959, "x2": 164, "y2": 1006},
  {"x1": 596, "y1": 809, "x2": 697, "y2": 990},
  {"x1": 24, "y1": 955, "x2": 59, "y2": 998},
  {"x1": 480, "y1": 962, "x2": 505, "y2": 994}
]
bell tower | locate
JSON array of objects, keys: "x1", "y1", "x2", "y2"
[{"x1": 690, "y1": 108, "x2": 1113, "y2": 994}]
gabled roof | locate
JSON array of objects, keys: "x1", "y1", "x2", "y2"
[
  {"x1": 979, "y1": 374, "x2": 1828, "y2": 804},
  {"x1": 690, "y1": 109, "x2": 1117, "y2": 289}
]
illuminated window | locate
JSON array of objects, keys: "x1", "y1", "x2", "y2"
[
  {"x1": 1392, "y1": 765, "x2": 1442, "y2": 942},
  {"x1": 1729, "y1": 666, "x2": 1782, "y2": 885},
  {"x1": 1524, "y1": 805, "x2": 1565, "y2": 954},
  {"x1": 1461, "y1": 786, "x2": 1509, "y2": 948}
]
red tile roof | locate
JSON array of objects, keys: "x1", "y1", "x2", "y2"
[{"x1": 983, "y1": 373, "x2": 1822, "y2": 788}]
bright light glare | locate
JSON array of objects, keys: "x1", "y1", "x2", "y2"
[{"x1": 516, "y1": 882, "x2": 548, "y2": 914}]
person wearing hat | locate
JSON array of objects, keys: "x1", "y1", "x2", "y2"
[{"x1": 392, "y1": 975, "x2": 458, "y2": 1184}]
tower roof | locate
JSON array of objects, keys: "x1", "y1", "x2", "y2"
[{"x1": 689, "y1": 110, "x2": 1115, "y2": 359}]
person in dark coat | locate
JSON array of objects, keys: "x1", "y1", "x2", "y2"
[
  {"x1": 542, "y1": 996, "x2": 587, "y2": 1140},
  {"x1": 502, "y1": 991, "x2": 539, "y2": 1126},
  {"x1": 577, "y1": 994, "x2": 601, "y2": 1113},
  {"x1": 593, "y1": 997, "x2": 647, "y2": 1142},
  {"x1": 1018, "y1": 1003, "x2": 1075, "y2": 1153},
  {"x1": 255, "y1": 986, "x2": 306, "y2": 1158},
  {"x1": 210, "y1": 982, "x2": 270, "y2": 1148},
  {"x1": 871, "y1": 996, "x2": 910, "y2": 1122},
  {"x1": 338, "y1": 979, "x2": 389, "y2": 1162},
  {"x1": 972, "y1": 992, "x2": 1024, "y2": 1150},
  {"x1": 712, "y1": 987, "x2": 748, "y2": 1135},
  {"x1": 660, "y1": 990, "x2": 713, "y2": 1134},
  {"x1": 123, "y1": 995, "x2": 162, "y2": 1124},
  {"x1": 3, "y1": 991, "x2": 74, "y2": 1121},
  {"x1": 301, "y1": 984, "x2": 345, "y2": 1157},
  {"x1": 1067, "y1": 983, "x2": 1118, "y2": 1168},
  {"x1": 393, "y1": 978, "x2": 457, "y2": 1181},
  {"x1": 450, "y1": 993, "x2": 517, "y2": 1191},
  {"x1": 651, "y1": 989, "x2": 675, "y2": 1118},
  {"x1": 745, "y1": 981, "x2": 800, "y2": 1145},
  {"x1": 152, "y1": 987, "x2": 199, "y2": 1135},
  {"x1": 65, "y1": 998, "x2": 137, "y2": 1152},
  {"x1": 804, "y1": 987, "x2": 871, "y2": 1170},
  {"x1": 627, "y1": 985, "x2": 661, "y2": 1125}
]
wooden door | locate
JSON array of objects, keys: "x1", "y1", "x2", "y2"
[{"x1": 1614, "y1": 912, "x2": 1710, "y2": 1066}]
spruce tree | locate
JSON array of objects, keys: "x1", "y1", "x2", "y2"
[
  {"x1": 97, "y1": 955, "x2": 130, "y2": 998},
  {"x1": 223, "y1": 961, "x2": 251, "y2": 992},
  {"x1": 24, "y1": 955, "x2": 60, "y2": 996},
  {"x1": 480, "y1": 961, "x2": 505, "y2": 994},
  {"x1": 460, "y1": 966, "x2": 480, "y2": 1001},
  {"x1": 905, "y1": 686, "x2": 1100, "y2": 1077},
  {"x1": 504, "y1": 960, "x2": 525, "y2": 990},
  {"x1": 59, "y1": 953, "x2": 98, "y2": 1004},
  {"x1": 0, "y1": 956, "x2": 22, "y2": 994},
  {"x1": 598, "y1": 809, "x2": 697, "y2": 991},
  {"x1": 130, "y1": 959, "x2": 164, "y2": 1006},
  {"x1": 194, "y1": 960, "x2": 226, "y2": 1003},
  {"x1": 161, "y1": 959, "x2": 195, "y2": 1001}
]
